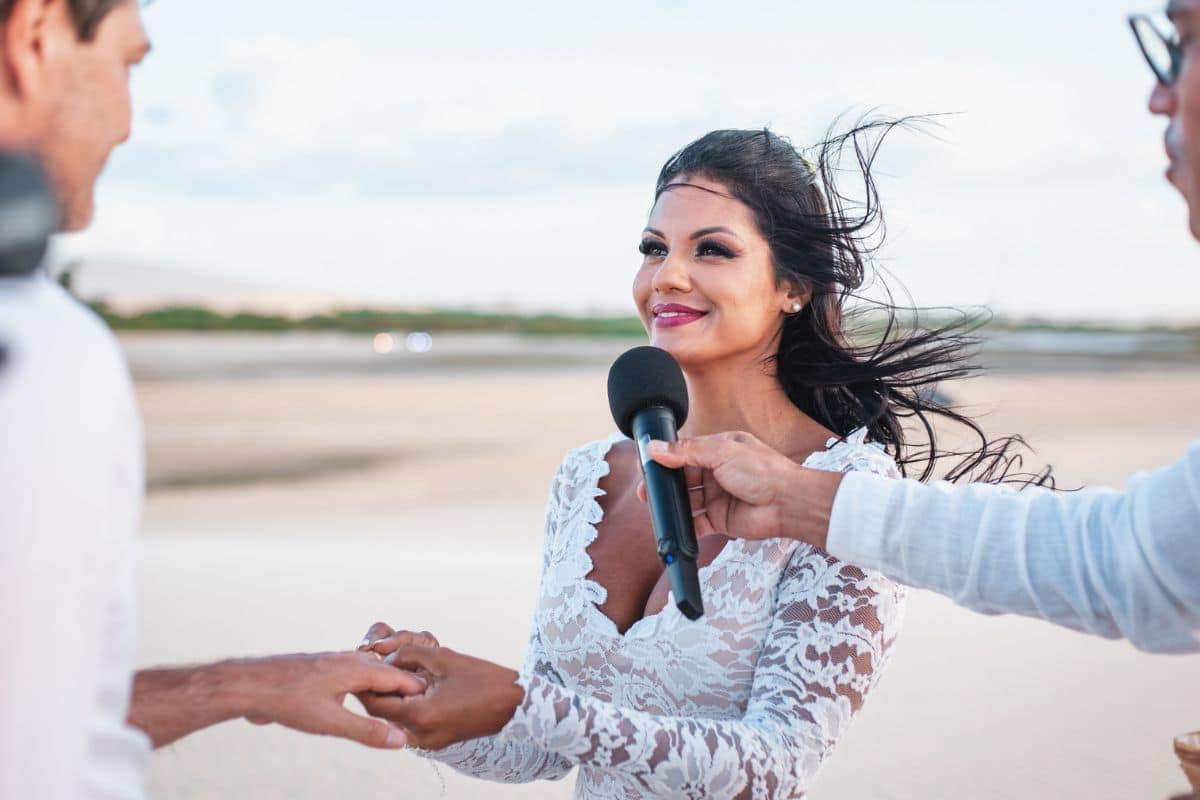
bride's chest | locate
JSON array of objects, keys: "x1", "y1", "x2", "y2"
[
  {"x1": 584, "y1": 492, "x2": 738, "y2": 635},
  {"x1": 536, "y1": 522, "x2": 797, "y2": 712}
]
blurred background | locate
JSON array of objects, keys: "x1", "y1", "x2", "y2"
[{"x1": 68, "y1": 1, "x2": 1200, "y2": 798}]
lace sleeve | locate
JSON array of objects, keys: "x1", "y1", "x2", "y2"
[
  {"x1": 497, "y1": 547, "x2": 904, "y2": 798},
  {"x1": 420, "y1": 460, "x2": 575, "y2": 784},
  {"x1": 423, "y1": 625, "x2": 574, "y2": 783}
]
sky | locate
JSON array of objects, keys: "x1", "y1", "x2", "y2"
[{"x1": 55, "y1": 0, "x2": 1200, "y2": 323}]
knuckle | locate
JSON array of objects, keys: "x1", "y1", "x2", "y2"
[{"x1": 369, "y1": 623, "x2": 395, "y2": 639}]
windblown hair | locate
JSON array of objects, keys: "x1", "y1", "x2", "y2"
[
  {"x1": 0, "y1": 0, "x2": 126, "y2": 41},
  {"x1": 656, "y1": 122, "x2": 1053, "y2": 486}
]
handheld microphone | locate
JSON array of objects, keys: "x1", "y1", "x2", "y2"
[
  {"x1": 0, "y1": 153, "x2": 57, "y2": 373},
  {"x1": 0, "y1": 152, "x2": 57, "y2": 277},
  {"x1": 607, "y1": 346, "x2": 703, "y2": 620}
]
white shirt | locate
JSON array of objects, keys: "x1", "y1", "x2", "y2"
[
  {"x1": 0, "y1": 275, "x2": 150, "y2": 799},
  {"x1": 828, "y1": 443, "x2": 1200, "y2": 653}
]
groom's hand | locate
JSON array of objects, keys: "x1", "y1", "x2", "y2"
[
  {"x1": 641, "y1": 431, "x2": 843, "y2": 549},
  {"x1": 129, "y1": 651, "x2": 428, "y2": 750},
  {"x1": 237, "y1": 652, "x2": 427, "y2": 748}
]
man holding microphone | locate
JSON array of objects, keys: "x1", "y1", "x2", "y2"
[{"x1": 646, "y1": 3, "x2": 1200, "y2": 654}]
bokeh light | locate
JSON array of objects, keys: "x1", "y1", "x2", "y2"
[
  {"x1": 405, "y1": 331, "x2": 433, "y2": 353},
  {"x1": 372, "y1": 332, "x2": 394, "y2": 354}
]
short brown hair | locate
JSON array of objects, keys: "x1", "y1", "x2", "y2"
[{"x1": 0, "y1": 0, "x2": 127, "y2": 42}]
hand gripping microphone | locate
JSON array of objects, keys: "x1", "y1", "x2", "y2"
[{"x1": 607, "y1": 346, "x2": 703, "y2": 620}]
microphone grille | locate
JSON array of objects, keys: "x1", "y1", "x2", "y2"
[{"x1": 606, "y1": 346, "x2": 689, "y2": 438}]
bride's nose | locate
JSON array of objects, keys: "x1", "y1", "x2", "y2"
[{"x1": 652, "y1": 253, "x2": 693, "y2": 295}]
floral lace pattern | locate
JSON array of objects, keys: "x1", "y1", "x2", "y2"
[{"x1": 429, "y1": 429, "x2": 905, "y2": 798}]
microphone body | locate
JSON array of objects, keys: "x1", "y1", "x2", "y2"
[
  {"x1": 0, "y1": 153, "x2": 57, "y2": 277},
  {"x1": 631, "y1": 405, "x2": 703, "y2": 620},
  {"x1": 607, "y1": 345, "x2": 703, "y2": 621}
]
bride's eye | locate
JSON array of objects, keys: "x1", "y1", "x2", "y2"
[
  {"x1": 696, "y1": 240, "x2": 735, "y2": 259},
  {"x1": 639, "y1": 239, "x2": 667, "y2": 257}
]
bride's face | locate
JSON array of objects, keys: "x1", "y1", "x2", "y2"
[{"x1": 634, "y1": 175, "x2": 800, "y2": 371}]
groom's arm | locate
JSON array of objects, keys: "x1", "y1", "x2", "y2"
[{"x1": 128, "y1": 652, "x2": 426, "y2": 749}]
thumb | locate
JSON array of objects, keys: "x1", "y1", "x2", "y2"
[{"x1": 326, "y1": 707, "x2": 409, "y2": 750}]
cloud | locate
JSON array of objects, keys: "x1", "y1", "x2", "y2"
[{"x1": 74, "y1": 0, "x2": 1200, "y2": 322}]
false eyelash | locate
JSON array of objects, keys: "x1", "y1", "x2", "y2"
[
  {"x1": 639, "y1": 240, "x2": 666, "y2": 256},
  {"x1": 696, "y1": 240, "x2": 735, "y2": 258}
]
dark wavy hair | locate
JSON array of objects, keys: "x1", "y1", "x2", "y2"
[{"x1": 655, "y1": 121, "x2": 1053, "y2": 486}]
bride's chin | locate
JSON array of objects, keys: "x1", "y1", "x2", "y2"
[{"x1": 649, "y1": 339, "x2": 708, "y2": 370}]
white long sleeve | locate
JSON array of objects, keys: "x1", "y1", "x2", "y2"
[
  {"x1": 497, "y1": 546, "x2": 901, "y2": 798},
  {"x1": 0, "y1": 276, "x2": 151, "y2": 799},
  {"x1": 420, "y1": 618, "x2": 573, "y2": 783},
  {"x1": 827, "y1": 443, "x2": 1200, "y2": 653}
]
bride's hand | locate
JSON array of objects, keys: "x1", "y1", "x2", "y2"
[
  {"x1": 357, "y1": 622, "x2": 440, "y2": 659},
  {"x1": 357, "y1": 645, "x2": 523, "y2": 751}
]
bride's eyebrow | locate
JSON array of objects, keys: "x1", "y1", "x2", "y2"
[
  {"x1": 642, "y1": 227, "x2": 666, "y2": 238},
  {"x1": 690, "y1": 226, "x2": 741, "y2": 242}
]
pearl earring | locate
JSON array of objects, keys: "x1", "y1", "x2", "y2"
[{"x1": 791, "y1": 302, "x2": 803, "y2": 313}]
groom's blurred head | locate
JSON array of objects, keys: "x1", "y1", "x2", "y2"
[
  {"x1": 1145, "y1": 1, "x2": 1200, "y2": 239},
  {"x1": 0, "y1": 0, "x2": 148, "y2": 231}
]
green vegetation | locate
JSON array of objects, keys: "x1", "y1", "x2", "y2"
[
  {"x1": 91, "y1": 303, "x2": 647, "y2": 338},
  {"x1": 89, "y1": 302, "x2": 1200, "y2": 339}
]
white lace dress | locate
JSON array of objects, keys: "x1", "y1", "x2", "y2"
[{"x1": 428, "y1": 428, "x2": 906, "y2": 799}]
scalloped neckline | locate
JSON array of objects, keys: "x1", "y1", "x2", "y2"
[{"x1": 576, "y1": 428, "x2": 868, "y2": 640}]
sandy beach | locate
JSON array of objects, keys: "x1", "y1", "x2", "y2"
[{"x1": 130, "y1": 332, "x2": 1200, "y2": 799}]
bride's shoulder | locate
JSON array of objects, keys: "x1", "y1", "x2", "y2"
[
  {"x1": 558, "y1": 431, "x2": 627, "y2": 466},
  {"x1": 804, "y1": 427, "x2": 901, "y2": 479},
  {"x1": 550, "y1": 432, "x2": 630, "y2": 488}
]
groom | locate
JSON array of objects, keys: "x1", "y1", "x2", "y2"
[{"x1": 0, "y1": 2, "x2": 423, "y2": 798}]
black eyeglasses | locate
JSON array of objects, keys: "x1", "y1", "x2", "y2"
[{"x1": 1129, "y1": 13, "x2": 1183, "y2": 86}]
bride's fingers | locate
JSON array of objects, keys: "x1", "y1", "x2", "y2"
[
  {"x1": 358, "y1": 621, "x2": 397, "y2": 651},
  {"x1": 370, "y1": 630, "x2": 440, "y2": 655}
]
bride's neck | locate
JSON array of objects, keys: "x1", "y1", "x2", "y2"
[{"x1": 678, "y1": 356, "x2": 831, "y2": 460}]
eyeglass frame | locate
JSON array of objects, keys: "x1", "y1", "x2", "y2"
[{"x1": 1129, "y1": 12, "x2": 1184, "y2": 86}]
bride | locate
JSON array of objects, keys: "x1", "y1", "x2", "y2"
[{"x1": 356, "y1": 124, "x2": 1050, "y2": 798}]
